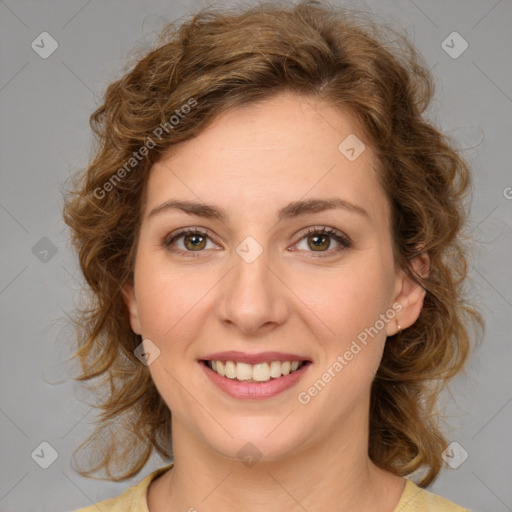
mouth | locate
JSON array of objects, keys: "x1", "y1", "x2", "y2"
[
  {"x1": 201, "y1": 359, "x2": 308, "y2": 383},
  {"x1": 199, "y1": 352, "x2": 312, "y2": 399}
]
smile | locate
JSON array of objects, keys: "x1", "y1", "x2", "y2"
[
  {"x1": 205, "y1": 360, "x2": 306, "y2": 382},
  {"x1": 199, "y1": 353, "x2": 311, "y2": 400}
]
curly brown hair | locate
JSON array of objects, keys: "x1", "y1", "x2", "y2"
[{"x1": 62, "y1": 0, "x2": 483, "y2": 486}]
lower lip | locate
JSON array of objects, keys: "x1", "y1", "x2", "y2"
[{"x1": 200, "y1": 361, "x2": 310, "y2": 400}]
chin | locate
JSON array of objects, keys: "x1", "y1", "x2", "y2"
[{"x1": 207, "y1": 428, "x2": 302, "y2": 465}]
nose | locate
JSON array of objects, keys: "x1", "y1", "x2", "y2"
[{"x1": 216, "y1": 244, "x2": 290, "y2": 336}]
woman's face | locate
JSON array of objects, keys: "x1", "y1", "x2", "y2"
[{"x1": 124, "y1": 91, "x2": 421, "y2": 462}]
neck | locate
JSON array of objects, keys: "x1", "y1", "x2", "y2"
[{"x1": 149, "y1": 410, "x2": 405, "y2": 512}]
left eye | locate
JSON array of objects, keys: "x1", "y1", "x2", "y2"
[{"x1": 293, "y1": 227, "x2": 351, "y2": 255}]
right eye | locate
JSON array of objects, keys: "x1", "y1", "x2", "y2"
[{"x1": 164, "y1": 228, "x2": 221, "y2": 256}]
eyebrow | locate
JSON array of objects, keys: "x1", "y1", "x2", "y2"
[{"x1": 147, "y1": 197, "x2": 369, "y2": 223}]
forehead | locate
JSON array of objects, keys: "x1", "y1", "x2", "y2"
[{"x1": 145, "y1": 92, "x2": 389, "y2": 226}]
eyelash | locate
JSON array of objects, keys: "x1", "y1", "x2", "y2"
[{"x1": 164, "y1": 226, "x2": 351, "y2": 258}]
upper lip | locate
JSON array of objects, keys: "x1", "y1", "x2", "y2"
[{"x1": 201, "y1": 351, "x2": 310, "y2": 365}]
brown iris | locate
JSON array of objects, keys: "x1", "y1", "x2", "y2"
[
  {"x1": 184, "y1": 233, "x2": 207, "y2": 250},
  {"x1": 308, "y1": 234, "x2": 330, "y2": 251}
]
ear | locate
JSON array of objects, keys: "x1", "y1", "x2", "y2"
[
  {"x1": 386, "y1": 252, "x2": 430, "y2": 336},
  {"x1": 121, "y1": 279, "x2": 142, "y2": 335}
]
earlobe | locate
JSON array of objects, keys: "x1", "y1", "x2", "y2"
[
  {"x1": 121, "y1": 280, "x2": 142, "y2": 335},
  {"x1": 387, "y1": 253, "x2": 429, "y2": 336}
]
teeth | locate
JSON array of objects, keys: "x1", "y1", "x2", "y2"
[
  {"x1": 208, "y1": 360, "x2": 305, "y2": 382},
  {"x1": 225, "y1": 361, "x2": 236, "y2": 379},
  {"x1": 236, "y1": 362, "x2": 253, "y2": 381},
  {"x1": 269, "y1": 361, "x2": 282, "y2": 378},
  {"x1": 216, "y1": 361, "x2": 225, "y2": 377},
  {"x1": 252, "y1": 363, "x2": 270, "y2": 382}
]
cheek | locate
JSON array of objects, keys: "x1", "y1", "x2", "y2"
[
  {"x1": 133, "y1": 251, "x2": 220, "y2": 343},
  {"x1": 287, "y1": 256, "x2": 393, "y2": 345},
  {"x1": 133, "y1": 259, "x2": 216, "y2": 412},
  {"x1": 293, "y1": 266, "x2": 392, "y2": 411}
]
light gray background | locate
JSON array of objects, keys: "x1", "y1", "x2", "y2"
[{"x1": 1, "y1": 0, "x2": 511, "y2": 511}]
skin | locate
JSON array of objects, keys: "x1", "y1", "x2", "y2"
[{"x1": 123, "y1": 91, "x2": 428, "y2": 512}]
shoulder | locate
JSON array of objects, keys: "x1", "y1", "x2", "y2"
[
  {"x1": 72, "y1": 464, "x2": 174, "y2": 512},
  {"x1": 394, "y1": 479, "x2": 470, "y2": 512}
]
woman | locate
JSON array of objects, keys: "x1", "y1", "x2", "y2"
[{"x1": 64, "y1": 1, "x2": 482, "y2": 510}]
